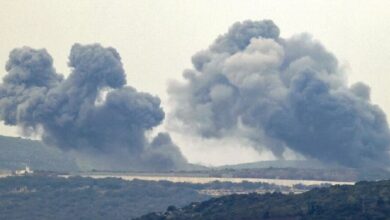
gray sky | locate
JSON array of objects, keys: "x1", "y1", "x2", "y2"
[{"x1": 1, "y1": 0, "x2": 390, "y2": 165}]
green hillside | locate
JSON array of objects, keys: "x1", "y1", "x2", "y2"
[{"x1": 137, "y1": 180, "x2": 390, "y2": 220}]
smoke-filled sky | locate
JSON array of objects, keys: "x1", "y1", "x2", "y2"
[
  {"x1": 0, "y1": 43, "x2": 188, "y2": 171},
  {"x1": 169, "y1": 20, "x2": 390, "y2": 168},
  {"x1": 1, "y1": 1, "x2": 390, "y2": 166}
]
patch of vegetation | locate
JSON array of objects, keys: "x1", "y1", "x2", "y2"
[
  {"x1": 0, "y1": 175, "x2": 313, "y2": 220},
  {"x1": 137, "y1": 180, "x2": 390, "y2": 220},
  {"x1": 0, "y1": 176, "x2": 209, "y2": 220}
]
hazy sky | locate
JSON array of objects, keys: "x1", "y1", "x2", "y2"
[{"x1": 1, "y1": 1, "x2": 389, "y2": 165}]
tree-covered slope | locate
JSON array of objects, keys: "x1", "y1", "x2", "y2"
[
  {"x1": 137, "y1": 180, "x2": 390, "y2": 220},
  {"x1": 0, "y1": 176, "x2": 210, "y2": 220}
]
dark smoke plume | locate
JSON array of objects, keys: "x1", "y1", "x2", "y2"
[
  {"x1": 169, "y1": 20, "x2": 390, "y2": 168},
  {"x1": 0, "y1": 44, "x2": 187, "y2": 171}
]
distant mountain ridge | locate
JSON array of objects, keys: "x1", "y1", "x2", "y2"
[
  {"x1": 0, "y1": 135, "x2": 206, "y2": 172},
  {"x1": 217, "y1": 159, "x2": 333, "y2": 170},
  {"x1": 0, "y1": 134, "x2": 388, "y2": 181},
  {"x1": 0, "y1": 135, "x2": 78, "y2": 171}
]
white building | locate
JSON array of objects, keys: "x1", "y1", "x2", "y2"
[{"x1": 14, "y1": 166, "x2": 34, "y2": 175}]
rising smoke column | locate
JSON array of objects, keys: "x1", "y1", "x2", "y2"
[
  {"x1": 169, "y1": 20, "x2": 390, "y2": 168},
  {"x1": 0, "y1": 44, "x2": 187, "y2": 170}
]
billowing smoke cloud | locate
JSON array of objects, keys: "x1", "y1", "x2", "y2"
[
  {"x1": 0, "y1": 44, "x2": 187, "y2": 171},
  {"x1": 169, "y1": 20, "x2": 390, "y2": 168}
]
